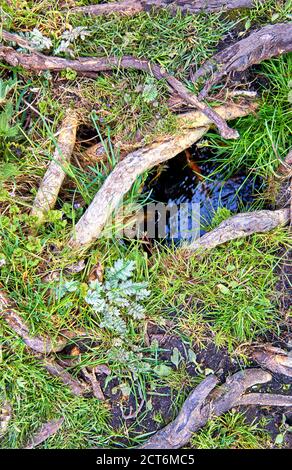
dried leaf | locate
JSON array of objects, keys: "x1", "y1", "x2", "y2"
[{"x1": 24, "y1": 417, "x2": 64, "y2": 449}]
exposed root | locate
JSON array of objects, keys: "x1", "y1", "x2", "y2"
[
  {"x1": 23, "y1": 417, "x2": 64, "y2": 449},
  {"x1": 0, "y1": 288, "x2": 86, "y2": 354},
  {"x1": 0, "y1": 33, "x2": 238, "y2": 139},
  {"x1": 70, "y1": 0, "x2": 267, "y2": 16},
  {"x1": 81, "y1": 367, "x2": 105, "y2": 400},
  {"x1": 192, "y1": 23, "x2": 292, "y2": 99},
  {"x1": 186, "y1": 209, "x2": 290, "y2": 252},
  {"x1": 250, "y1": 344, "x2": 292, "y2": 378},
  {"x1": 141, "y1": 368, "x2": 292, "y2": 449},
  {"x1": 68, "y1": 102, "x2": 255, "y2": 250},
  {"x1": 42, "y1": 358, "x2": 89, "y2": 396},
  {"x1": 30, "y1": 110, "x2": 79, "y2": 224}
]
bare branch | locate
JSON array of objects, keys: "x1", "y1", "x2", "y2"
[{"x1": 31, "y1": 110, "x2": 78, "y2": 224}]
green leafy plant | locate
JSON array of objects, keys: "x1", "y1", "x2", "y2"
[
  {"x1": 0, "y1": 102, "x2": 18, "y2": 138},
  {"x1": 58, "y1": 259, "x2": 150, "y2": 336}
]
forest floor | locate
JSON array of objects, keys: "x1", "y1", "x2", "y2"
[{"x1": 0, "y1": 0, "x2": 291, "y2": 449}]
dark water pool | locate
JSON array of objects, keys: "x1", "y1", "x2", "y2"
[{"x1": 142, "y1": 145, "x2": 263, "y2": 243}]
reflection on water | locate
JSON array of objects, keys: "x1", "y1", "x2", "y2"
[{"x1": 143, "y1": 146, "x2": 263, "y2": 243}]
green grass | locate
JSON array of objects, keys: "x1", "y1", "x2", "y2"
[
  {"x1": 191, "y1": 411, "x2": 269, "y2": 449},
  {"x1": 148, "y1": 228, "x2": 291, "y2": 350}
]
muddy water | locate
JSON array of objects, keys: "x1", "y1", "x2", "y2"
[{"x1": 143, "y1": 145, "x2": 262, "y2": 243}]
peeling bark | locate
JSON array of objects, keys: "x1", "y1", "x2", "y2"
[
  {"x1": 68, "y1": 102, "x2": 255, "y2": 250},
  {"x1": 71, "y1": 0, "x2": 266, "y2": 16},
  {"x1": 192, "y1": 23, "x2": 292, "y2": 99},
  {"x1": 186, "y1": 209, "x2": 290, "y2": 252},
  {"x1": 31, "y1": 110, "x2": 78, "y2": 224}
]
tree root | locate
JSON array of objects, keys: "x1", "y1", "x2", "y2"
[
  {"x1": 0, "y1": 287, "x2": 87, "y2": 354},
  {"x1": 186, "y1": 209, "x2": 290, "y2": 252},
  {"x1": 30, "y1": 109, "x2": 78, "y2": 224},
  {"x1": 42, "y1": 358, "x2": 90, "y2": 396},
  {"x1": 70, "y1": 0, "x2": 267, "y2": 16},
  {"x1": 250, "y1": 344, "x2": 292, "y2": 378},
  {"x1": 192, "y1": 23, "x2": 292, "y2": 99},
  {"x1": 140, "y1": 368, "x2": 292, "y2": 449},
  {"x1": 0, "y1": 32, "x2": 238, "y2": 139},
  {"x1": 67, "y1": 101, "x2": 255, "y2": 250}
]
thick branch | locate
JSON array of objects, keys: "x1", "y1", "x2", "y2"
[
  {"x1": 68, "y1": 102, "x2": 255, "y2": 250},
  {"x1": 31, "y1": 110, "x2": 78, "y2": 224},
  {"x1": 187, "y1": 209, "x2": 290, "y2": 252},
  {"x1": 0, "y1": 36, "x2": 237, "y2": 139},
  {"x1": 192, "y1": 23, "x2": 292, "y2": 98},
  {"x1": 141, "y1": 369, "x2": 271, "y2": 449},
  {"x1": 71, "y1": 0, "x2": 267, "y2": 16}
]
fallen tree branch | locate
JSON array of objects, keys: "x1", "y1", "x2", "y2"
[
  {"x1": 250, "y1": 344, "x2": 292, "y2": 378},
  {"x1": 0, "y1": 34, "x2": 238, "y2": 139},
  {"x1": 0, "y1": 288, "x2": 86, "y2": 354},
  {"x1": 140, "y1": 369, "x2": 273, "y2": 449},
  {"x1": 23, "y1": 417, "x2": 64, "y2": 449},
  {"x1": 70, "y1": 0, "x2": 267, "y2": 16},
  {"x1": 186, "y1": 208, "x2": 290, "y2": 252},
  {"x1": 192, "y1": 23, "x2": 292, "y2": 99},
  {"x1": 67, "y1": 102, "x2": 255, "y2": 250},
  {"x1": 31, "y1": 110, "x2": 78, "y2": 224}
]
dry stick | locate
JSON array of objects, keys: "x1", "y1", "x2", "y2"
[
  {"x1": 31, "y1": 110, "x2": 78, "y2": 224},
  {"x1": 140, "y1": 369, "x2": 272, "y2": 449},
  {"x1": 67, "y1": 102, "x2": 255, "y2": 250},
  {"x1": 186, "y1": 208, "x2": 290, "y2": 252},
  {"x1": 0, "y1": 36, "x2": 237, "y2": 139},
  {"x1": 23, "y1": 417, "x2": 64, "y2": 449},
  {"x1": 0, "y1": 288, "x2": 85, "y2": 354},
  {"x1": 70, "y1": 0, "x2": 266, "y2": 15},
  {"x1": 192, "y1": 23, "x2": 292, "y2": 99}
]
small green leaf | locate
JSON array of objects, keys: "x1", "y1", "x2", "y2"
[
  {"x1": 153, "y1": 364, "x2": 172, "y2": 377},
  {"x1": 217, "y1": 283, "x2": 230, "y2": 295},
  {"x1": 170, "y1": 347, "x2": 181, "y2": 369}
]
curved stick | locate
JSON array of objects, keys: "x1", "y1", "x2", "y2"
[
  {"x1": 68, "y1": 102, "x2": 255, "y2": 250},
  {"x1": 31, "y1": 110, "x2": 78, "y2": 224},
  {"x1": 0, "y1": 35, "x2": 237, "y2": 139},
  {"x1": 186, "y1": 209, "x2": 290, "y2": 252},
  {"x1": 71, "y1": 0, "x2": 267, "y2": 16}
]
